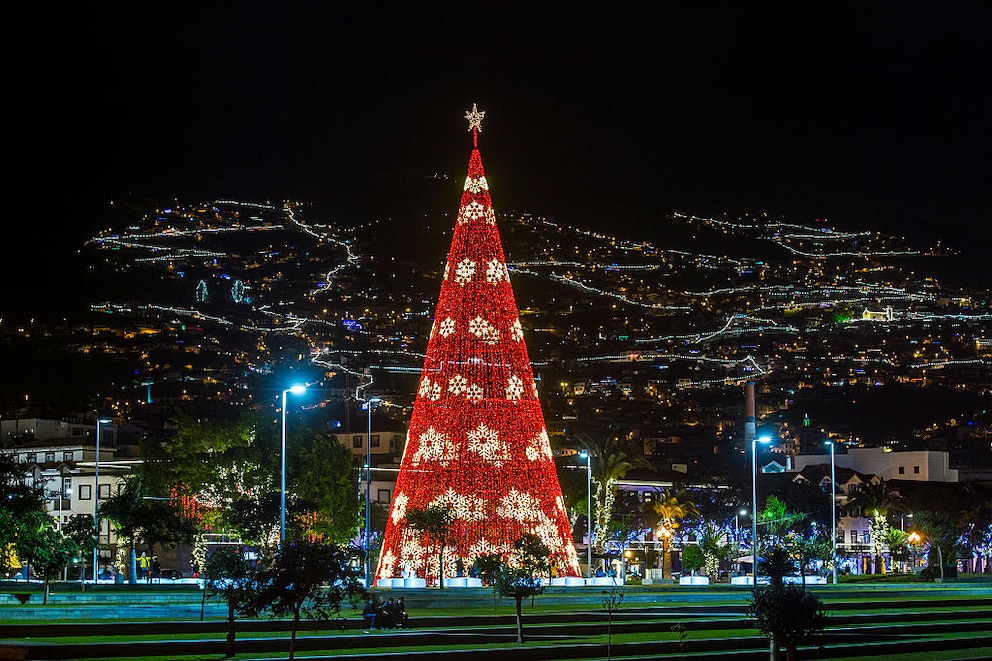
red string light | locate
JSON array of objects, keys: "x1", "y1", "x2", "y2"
[{"x1": 375, "y1": 109, "x2": 580, "y2": 584}]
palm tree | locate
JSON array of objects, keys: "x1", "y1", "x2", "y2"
[
  {"x1": 760, "y1": 495, "x2": 806, "y2": 543},
  {"x1": 847, "y1": 480, "x2": 904, "y2": 574},
  {"x1": 648, "y1": 488, "x2": 700, "y2": 579},
  {"x1": 574, "y1": 434, "x2": 649, "y2": 555}
]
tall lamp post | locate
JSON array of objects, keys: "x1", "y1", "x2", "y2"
[
  {"x1": 280, "y1": 384, "x2": 307, "y2": 544},
  {"x1": 752, "y1": 436, "x2": 771, "y2": 585},
  {"x1": 579, "y1": 450, "x2": 592, "y2": 576},
  {"x1": 92, "y1": 418, "x2": 112, "y2": 582},
  {"x1": 826, "y1": 440, "x2": 838, "y2": 584},
  {"x1": 364, "y1": 396, "x2": 381, "y2": 588}
]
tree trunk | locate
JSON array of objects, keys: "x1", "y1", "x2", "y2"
[
  {"x1": 289, "y1": 611, "x2": 300, "y2": 661},
  {"x1": 129, "y1": 544, "x2": 138, "y2": 584},
  {"x1": 225, "y1": 604, "x2": 236, "y2": 657},
  {"x1": 515, "y1": 596, "x2": 524, "y2": 643},
  {"x1": 769, "y1": 635, "x2": 780, "y2": 661},
  {"x1": 785, "y1": 641, "x2": 798, "y2": 661},
  {"x1": 437, "y1": 546, "x2": 445, "y2": 589},
  {"x1": 43, "y1": 578, "x2": 50, "y2": 605}
]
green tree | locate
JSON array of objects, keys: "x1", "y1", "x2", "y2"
[
  {"x1": 0, "y1": 454, "x2": 45, "y2": 576},
  {"x1": 491, "y1": 535, "x2": 550, "y2": 643},
  {"x1": 290, "y1": 432, "x2": 359, "y2": 544},
  {"x1": 914, "y1": 510, "x2": 964, "y2": 580},
  {"x1": 787, "y1": 528, "x2": 833, "y2": 588},
  {"x1": 16, "y1": 511, "x2": 78, "y2": 604},
  {"x1": 249, "y1": 540, "x2": 366, "y2": 661},
  {"x1": 204, "y1": 546, "x2": 257, "y2": 658},
  {"x1": 748, "y1": 584, "x2": 827, "y2": 661},
  {"x1": 405, "y1": 503, "x2": 455, "y2": 589},
  {"x1": 646, "y1": 488, "x2": 699, "y2": 579},
  {"x1": 61, "y1": 514, "x2": 96, "y2": 580},
  {"x1": 681, "y1": 544, "x2": 704, "y2": 576},
  {"x1": 847, "y1": 481, "x2": 904, "y2": 574},
  {"x1": 99, "y1": 473, "x2": 197, "y2": 583}
]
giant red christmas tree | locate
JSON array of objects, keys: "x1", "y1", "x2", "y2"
[{"x1": 375, "y1": 105, "x2": 581, "y2": 584}]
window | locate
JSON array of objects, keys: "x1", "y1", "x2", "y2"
[
  {"x1": 898, "y1": 466, "x2": 905, "y2": 475},
  {"x1": 45, "y1": 452, "x2": 56, "y2": 462},
  {"x1": 352, "y1": 436, "x2": 363, "y2": 448},
  {"x1": 98, "y1": 484, "x2": 111, "y2": 499},
  {"x1": 64, "y1": 451, "x2": 74, "y2": 462},
  {"x1": 913, "y1": 466, "x2": 920, "y2": 474},
  {"x1": 850, "y1": 530, "x2": 859, "y2": 544},
  {"x1": 371, "y1": 434, "x2": 380, "y2": 448},
  {"x1": 79, "y1": 484, "x2": 92, "y2": 500},
  {"x1": 377, "y1": 489, "x2": 391, "y2": 503},
  {"x1": 26, "y1": 453, "x2": 37, "y2": 463},
  {"x1": 62, "y1": 477, "x2": 72, "y2": 499}
]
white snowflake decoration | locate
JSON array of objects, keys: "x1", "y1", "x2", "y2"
[
  {"x1": 419, "y1": 377, "x2": 442, "y2": 401},
  {"x1": 438, "y1": 317, "x2": 456, "y2": 337},
  {"x1": 525, "y1": 429, "x2": 553, "y2": 461},
  {"x1": 390, "y1": 492, "x2": 409, "y2": 524},
  {"x1": 464, "y1": 175, "x2": 489, "y2": 193},
  {"x1": 431, "y1": 488, "x2": 487, "y2": 521},
  {"x1": 465, "y1": 383, "x2": 484, "y2": 402},
  {"x1": 510, "y1": 319, "x2": 524, "y2": 341},
  {"x1": 454, "y1": 258, "x2": 476, "y2": 285},
  {"x1": 467, "y1": 423, "x2": 509, "y2": 465},
  {"x1": 499, "y1": 489, "x2": 542, "y2": 522},
  {"x1": 460, "y1": 201, "x2": 486, "y2": 223},
  {"x1": 485, "y1": 259, "x2": 507, "y2": 285},
  {"x1": 399, "y1": 529, "x2": 427, "y2": 570},
  {"x1": 470, "y1": 538, "x2": 508, "y2": 559},
  {"x1": 379, "y1": 549, "x2": 397, "y2": 578},
  {"x1": 448, "y1": 374, "x2": 468, "y2": 396},
  {"x1": 413, "y1": 427, "x2": 458, "y2": 466},
  {"x1": 531, "y1": 518, "x2": 563, "y2": 550},
  {"x1": 468, "y1": 316, "x2": 499, "y2": 344},
  {"x1": 505, "y1": 375, "x2": 525, "y2": 400},
  {"x1": 484, "y1": 207, "x2": 497, "y2": 225}
]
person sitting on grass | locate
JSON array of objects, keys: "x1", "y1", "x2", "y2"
[{"x1": 380, "y1": 597, "x2": 397, "y2": 628}]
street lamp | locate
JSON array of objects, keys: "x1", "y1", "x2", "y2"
[
  {"x1": 752, "y1": 436, "x2": 771, "y2": 585},
  {"x1": 579, "y1": 450, "x2": 592, "y2": 576},
  {"x1": 825, "y1": 440, "x2": 838, "y2": 584},
  {"x1": 735, "y1": 508, "x2": 747, "y2": 540},
  {"x1": 92, "y1": 418, "x2": 111, "y2": 582},
  {"x1": 280, "y1": 384, "x2": 307, "y2": 544},
  {"x1": 364, "y1": 396, "x2": 381, "y2": 588}
]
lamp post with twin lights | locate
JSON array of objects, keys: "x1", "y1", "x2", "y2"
[
  {"x1": 280, "y1": 384, "x2": 307, "y2": 544},
  {"x1": 92, "y1": 418, "x2": 112, "y2": 582},
  {"x1": 751, "y1": 436, "x2": 771, "y2": 584},
  {"x1": 825, "y1": 440, "x2": 838, "y2": 584},
  {"x1": 579, "y1": 450, "x2": 592, "y2": 575}
]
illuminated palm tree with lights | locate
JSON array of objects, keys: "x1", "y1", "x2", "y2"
[
  {"x1": 648, "y1": 488, "x2": 699, "y2": 579},
  {"x1": 577, "y1": 434, "x2": 649, "y2": 555},
  {"x1": 847, "y1": 480, "x2": 904, "y2": 574}
]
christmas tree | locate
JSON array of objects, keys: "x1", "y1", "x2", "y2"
[{"x1": 375, "y1": 105, "x2": 581, "y2": 585}]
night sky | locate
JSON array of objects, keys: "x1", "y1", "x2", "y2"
[{"x1": 9, "y1": 4, "x2": 991, "y2": 306}]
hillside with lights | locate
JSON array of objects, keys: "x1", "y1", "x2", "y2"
[{"x1": 2, "y1": 178, "x2": 991, "y2": 478}]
